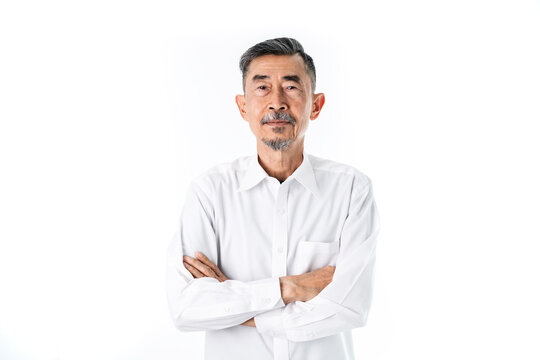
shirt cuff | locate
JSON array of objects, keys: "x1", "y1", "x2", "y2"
[
  {"x1": 249, "y1": 277, "x2": 286, "y2": 311},
  {"x1": 254, "y1": 307, "x2": 287, "y2": 338}
]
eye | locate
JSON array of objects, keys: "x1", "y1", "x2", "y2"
[
  {"x1": 257, "y1": 85, "x2": 267, "y2": 90},
  {"x1": 286, "y1": 86, "x2": 297, "y2": 90}
]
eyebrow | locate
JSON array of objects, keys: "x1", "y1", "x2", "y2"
[
  {"x1": 251, "y1": 74, "x2": 303, "y2": 85},
  {"x1": 251, "y1": 74, "x2": 269, "y2": 81},
  {"x1": 282, "y1": 75, "x2": 302, "y2": 85}
]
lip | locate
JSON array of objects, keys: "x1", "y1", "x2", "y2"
[{"x1": 265, "y1": 121, "x2": 291, "y2": 126}]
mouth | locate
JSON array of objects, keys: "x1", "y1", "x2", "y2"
[{"x1": 264, "y1": 121, "x2": 292, "y2": 126}]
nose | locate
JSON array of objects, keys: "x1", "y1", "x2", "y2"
[{"x1": 268, "y1": 89, "x2": 288, "y2": 112}]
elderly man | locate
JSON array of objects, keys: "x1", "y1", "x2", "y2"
[{"x1": 167, "y1": 37, "x2": 380, "y2": 360}]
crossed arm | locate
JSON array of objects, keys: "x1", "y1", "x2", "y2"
[
  {"x1": 168, "y1": 177, "x2": 379, "y2": 341},
  {"x1": 182, "y1": 251, "x2": 336, "y2": 327}
]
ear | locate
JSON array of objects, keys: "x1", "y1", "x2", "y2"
[
  {"x1": 235, "y1": 94, "x2": 248, "y2": 121},
  {"x1": 310, "y1": 93, "x2": 325, "y2": 120}
]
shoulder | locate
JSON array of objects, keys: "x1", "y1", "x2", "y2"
[
  {"x1": 189, "y1": 155, "x2": 251, "y2": 195},
  {"x1": 308, "y1": 154, "x2": 372, "y2": 189}
]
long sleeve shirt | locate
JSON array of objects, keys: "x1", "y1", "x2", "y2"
[{"x1": 166, "y1": 152, "x2": 380, "y2": 360}]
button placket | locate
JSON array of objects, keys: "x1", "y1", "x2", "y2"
[
  {"x1": 271, "y1": 181, "x2": 290, "y2": 360},
  {"x1": 273, "y1": 183, "x2": 289, "y2": 278}
]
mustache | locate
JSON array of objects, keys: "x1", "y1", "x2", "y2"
[{"x1": 260, "y1": 112, "x2": 296, "y2": 125}]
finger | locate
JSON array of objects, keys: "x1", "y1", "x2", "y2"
[
  {"x1": 195, "y1": 252, "x2": 228, "y2": 281},
  {"x1": 183, "y1": 261, "x2": 205, "y2": 278},
  {"x1": 184, "y1": 255, "x2": 218, "y2": 278},
  {"x1": 195, "y1": 251, "x2": 227, "y2": 280}
]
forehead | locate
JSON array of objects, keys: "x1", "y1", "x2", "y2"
[{"x1": 246, "y1": 54, "x2": 308, "y2": 80}]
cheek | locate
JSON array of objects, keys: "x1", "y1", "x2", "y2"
[
  {"x1": 246, "y1": 104, "x2": 264, "y2": 121},
  {"x1": 292, "y1": 105, "x2": 310, "y2": 127},
  {"x1": 246, "y1": 115, "x2": 264, "y2": 135},
  {"x1": 305, "y1": 102, "x2": 313, "y2": 116}
]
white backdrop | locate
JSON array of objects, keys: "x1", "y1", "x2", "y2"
[{"x1": 1, "y1": 1, "x2": 539, "y2": 359}]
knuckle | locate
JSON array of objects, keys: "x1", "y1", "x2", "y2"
[{"x1": 193, "y1": 259, "x2": 203, "y2": 267}]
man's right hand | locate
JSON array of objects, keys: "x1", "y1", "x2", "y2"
[{"x1": 279, "y1": 266, "x2": 336, "y2": 304}]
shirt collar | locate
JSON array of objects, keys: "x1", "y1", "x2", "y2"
[
  {"x1": 237, "y1": 154, "x2": 268, "y2": 192},
  {"x1": 237, "y1": 151, "x2": 320, "y2": 198}
]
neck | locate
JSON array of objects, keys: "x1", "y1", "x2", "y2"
[{"x1": 256, "y1": 139, "x2": 304, "y2": 183}]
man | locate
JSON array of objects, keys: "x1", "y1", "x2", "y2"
[{"x1": 167, "y1": 37, "x2": 380, "y2": 360}]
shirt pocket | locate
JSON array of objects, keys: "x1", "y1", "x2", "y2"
[{"x1": 292, "y1": 240, "x2": 340, "y2": 275}]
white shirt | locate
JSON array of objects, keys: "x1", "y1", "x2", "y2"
[{"x1": 167, "y1": 152, "x2": 380, "y2": 360}]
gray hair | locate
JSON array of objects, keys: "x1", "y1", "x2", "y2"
[
  {"x1": 239, "y1": 37, "x2": 316, "y2": 93},
  {"x1": 261, "y1": 138, "x2": 293, "y2": 151}
]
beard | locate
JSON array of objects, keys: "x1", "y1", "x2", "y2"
[
  {"x1": 261, "y1": 137, "x2": 293, "y2": 151},
  {"x1": 260, "y1": 111, "x2": 296, "y2": 151}
]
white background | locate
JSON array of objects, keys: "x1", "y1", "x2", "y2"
[{"x1": 1, "y1": 1, "x2": 539, "y2": 359}]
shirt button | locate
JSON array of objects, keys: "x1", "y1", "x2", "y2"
[
  {"x1": 224, "y1": 307, "x2": 230, "y2": 313},
  {"x1": 277, "y1": 247, "x2": 284, "y2": 254},
  {"x1": 278, "y1": 208, "x2": 286, "y2": 215},
  {"x1": 263, "y1": 297, "x2": 271, "y2": 303}
]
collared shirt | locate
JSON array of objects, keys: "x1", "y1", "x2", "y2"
[{"x1": 166, "y1": 152, "x2": 380, "y2": 360}]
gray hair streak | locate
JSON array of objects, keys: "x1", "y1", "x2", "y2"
[{"x1": 239, "y1": 37, "x2": 316, "y2": 93}]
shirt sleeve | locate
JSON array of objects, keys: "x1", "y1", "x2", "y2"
[
  {"x1": 166, "y1": 180, "x2": 286, "y2": 332},
  {"x1": 253, "y1": 176, "x2": 380, "y2": 342}
]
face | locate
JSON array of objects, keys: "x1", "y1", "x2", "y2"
[{"x1": 235, "y1": 54, "x2": 325, "y2": 152}]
